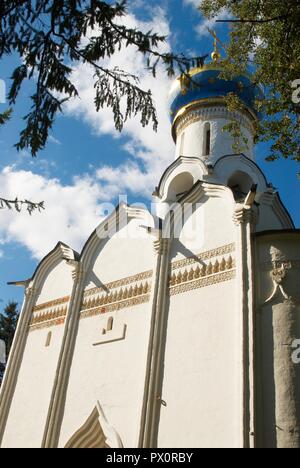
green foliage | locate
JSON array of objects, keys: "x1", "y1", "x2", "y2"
[
  {"x1": 199, "y1": 0, "x2": 300, "y2": 163},
  {"x1": 0, "y1": 301, "x2": 19, "y2": 358},
  {"x1": 0, "y1": 108, "x2": 12, "y2": 125},
  {"x1": 0, "y1": 0, "x2": 207, "y2": 156}
]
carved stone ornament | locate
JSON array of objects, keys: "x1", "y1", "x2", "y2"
[{"x1": 264, "y1": 263, "x2": 292, "y2": 304}]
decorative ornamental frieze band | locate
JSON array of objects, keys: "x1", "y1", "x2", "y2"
[
  {"x1": 28, "y1": 280, "x2": 152, "y2": 332},
  {"x1": 169, "y1": 269, "x2": 236, "y2": 296},
  {"x1": 29, "y1": 306, "x2": 68, "y2": 332},
  {"x1": 28, "y1": 244, "x2": 236, "y2": 332},
  {"x1": 80, "y1": 294, "x2": 151, "y2": 320},
  {"x1": 83, "y1": 270, "x2": 153, "y2": 298},
  {"x1": 33, "y1": 295, "x2": 70, "y2": 312},
  {"x1": 29, "y1": 317, "x2": 66, "y2": 332},
  {"x1": 171, "y1": 243, "x2": 235, "y2": 271},
  {"x1": 81, "y1": 281, "x2": 151, "y2": 312}
]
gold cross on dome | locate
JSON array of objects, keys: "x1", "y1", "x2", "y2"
[{"x1": 207, "y1": 28, "x2": 222, "y2": 62}]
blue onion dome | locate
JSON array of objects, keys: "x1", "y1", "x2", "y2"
[{"x1": 169, "y1": 59, "x2": 263, "y2": 126}]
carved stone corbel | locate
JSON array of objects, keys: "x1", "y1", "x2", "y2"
[
  {"x1": 233, "y1": 204, "x2": 258, "y2": 227},
  {"x1": 153, "y1": 238, "x2": 170, "y2": 255},
  {"x1": 25, "y1": 285, "x2": 37, "y2": 298},
  {"x1": 65, "y1": 259, "x2": 84, "y2": 282}
]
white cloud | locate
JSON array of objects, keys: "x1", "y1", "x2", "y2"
[
  {"x1": 63, "y1": 7, "x2": 175, "y2": 197},
  {"x1": 0, "y1": 167, "x2": 105, "y2": 260},
  {"x1": 184, "y1": 0, "x2": 232, "y2": 38},
  {"x1": 0, "y1": 7, "x2": 176, "y2": 262}
]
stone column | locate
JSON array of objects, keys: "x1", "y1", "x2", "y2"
[
  {"x1": 255, "y1": 233, "x2": 300, "y2": 448},
  {"x1": 233, "y1": 204, "x2": 257, "y2": 448},
  {"x1": 139, "y1": 236, "x2": 170, "y2": 448}
]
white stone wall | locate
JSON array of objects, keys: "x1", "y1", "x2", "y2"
[
  {"x1": 35, "y1": 258, "x2": 74, "y2": 306},
  {"x1": 58, "y1": 302, "x2": 152, "y2": 448},
  {"x1": 158, "y1": 280, "x2": 239, "y2": 448},
  {"x1": 1, "y1": 325, "x2": 66, "y2": 448},
  {"x1": 59, "y1": 222, "x2": 156, "y2": 447},
  {"x1": 1, "y1": 258, "x2": 74, "y2": 448},
  {"x1": 158, "y1": 196, "x2": 240, "y2": 448}
]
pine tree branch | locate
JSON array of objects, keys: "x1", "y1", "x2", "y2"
[
  {"x1": 52, "y1": 31, "x2": 143, "y2": 91},
  {"x1": 0, "y1": 0, "x2": 28, "y2": 18},
  {"x1": 105, "y1": 15, "x2": 206, "y2": 70},
  {"x1": 0, "y1": 198, "x2": 45, "y2": 214},
  {"x1": 1, "y1": 0, "x2": 208, "y2": 155}
]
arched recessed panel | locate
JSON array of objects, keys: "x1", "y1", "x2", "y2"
[
  {"x1": 157, "y1": 156, "x2": 208, "y2": 202},
  {"x1": 228, "y1": 171, "x2": 254, "y2": 200},
  {"x1": 214, "y1": 154, "x2": 268, "y2": 194},
  {"x1": 167, "y1": 172, "x2": 195, "y2": 201},
  {"x1": 65, "y1": 403, "x2": 123, "y2": 449},
  {"x1": 65, "y1": 408, "x2": 108, "y2": 449}
]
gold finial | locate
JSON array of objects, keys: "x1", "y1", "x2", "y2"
[{"x1": 207, "y1": 28, "x2": 221, "y2": 63}]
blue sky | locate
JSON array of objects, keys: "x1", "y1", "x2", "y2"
[{"x1": 0, "y1": 0, "x2": 299, "y2": 309}]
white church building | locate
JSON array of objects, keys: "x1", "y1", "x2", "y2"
[{"x1": 0, "y1": 48, "x2": 300, "y2": 448}]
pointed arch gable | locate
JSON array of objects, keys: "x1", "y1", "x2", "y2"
[
  {"x1": 156, "y1": 156, "x2": 208, "y2": 202},
  {"x1": 65, "y1": 402, "x2": 123, "y2": 449},
  {"x1": 30, "y1": 242, "x2": 79, "y2": 292},
  {"x1": 214, "y1": 153, "x2": 268, "y2": 193},
  {"x1": 162, "y1": 180, "x2": 236, "y2": 243},
  {"x1": 28, "y1": 243, "x2": 79, "y2": 308},
  {"x1": 80, "y1": 203, "x2": 155, "y2": 272}
]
